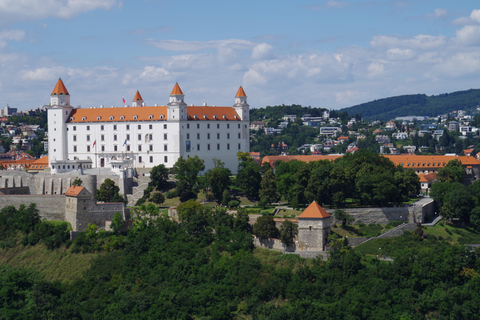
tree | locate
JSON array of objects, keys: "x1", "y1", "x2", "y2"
[
  {"x1": 235, "y1": 158, "x2": 262, "y2": 200},
  {"x1": 437, "y1": 159, "x2": 465, "y2": 183},
  {"x1": 333, "y1": 209, "x2": 354, "y2": 227},
  {"x1": 259, "y1": 168, "x2": 280, "y2": 205},
  {"x1": 150, "y1": 192, "x2": 165, "y2": 205},
  {"x1": 110, "y1": 212, "x2": 124, "y2": 235},
  {"x1": 253, "y1": 215, "x2": 279, "y2": 240},
  {"x1": 149, "y1": 164, "x2": 169, "y2": 190},
  {"x1": 97, "y1": 178, "x2": 122, "y2": 203},
  {"x1": 173, "y1": 156, "x2": 205, "y2": 202},
  {"x1": 280, "y1": 220, "x2": 298, "y2": 247},
  {"x1": 206, "y1": 160, "x2": 231, "y2": 202},
  {"x1": 72, "y1": 178, "x2": 82, "y2": 186}
]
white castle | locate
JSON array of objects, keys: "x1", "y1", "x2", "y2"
[{"x1": 47, "y1": 79, "x2": 250, "y2": 174}]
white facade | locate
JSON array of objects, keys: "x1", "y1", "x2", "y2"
[{"x1": 47, "y1": 80, "x2": 250, "y2": 174}]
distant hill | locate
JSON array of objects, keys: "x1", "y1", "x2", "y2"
[{"x1": 339, "y1": 89, "x2": 480, "y2": 121}]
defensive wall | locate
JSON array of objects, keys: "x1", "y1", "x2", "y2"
[
  {"x1": 0, "y1": 194, "x2": 66, "y2": 221},
  {"x1": 0, "y1": 171, "x2": 133, "y2": 197}
]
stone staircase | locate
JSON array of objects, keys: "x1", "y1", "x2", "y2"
[{"x1": 126, "y1": 175, "x2": 150, "y2": 206}]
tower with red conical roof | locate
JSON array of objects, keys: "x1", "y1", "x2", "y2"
[
  {"x1": 297, "y1": 201, "x2": 331, "y2": 251},
  {"x1": 167, "y1": 83, "x2": 187, "y2": 121},
  {"x1": 233, "y1": 86, "x2": 249, "y2": 121},
  {"x1": 132, "y1": 90, "x2": 144, "y2": 107},
  {"x1": 47, "y1": 78, "x2": 74, "y2": 168}
]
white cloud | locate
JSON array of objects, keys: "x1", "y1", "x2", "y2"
[
  {"x1": 456, "y1": 25, "x2": 480, "y2": 45},
  {"x1": 0, "y1": 29, "x2": 25, "y2": 48},
  {"x1": 470, "y1": 9, "x2": 480, "y2": 23},
  {"x1": 325, "y1": 1, "x2": 349, "y2": 8},
  {"x1": 367, "y1": 62, "x2": 384, "y2": 78},
  {"x1": 139, "y1": 66, "x2": 170, "y2": 82},
  {"x1": 386, "y1": 48, "x2": 414, "y2": 60},
  {"x1": 145, "y1": 39, "x2": 255, "y2": 52},
  {"x1": 251, "y1": 43, "x2": 274, "y2": 60},
  {"x1": 0, "y1": 0, "x2": 118, "y2": 24},
  {"x1": 370, "y1": 34, "x2": 446, "y2": 49},
  {"x1": 434, "y1": 8, "x2": 447, "y2": 18}
]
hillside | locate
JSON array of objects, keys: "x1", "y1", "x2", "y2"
[{"x1": 339, "y1": 88, "x2": 480, "y2": 120}]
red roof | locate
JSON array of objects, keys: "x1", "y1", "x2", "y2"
[
  {"x1": 236, "y1": 86, "x2": 247, "y2": 97},
  {"x1": 298, "y1": 201, "x2": 330, "y2": 219},
  {"x1": 65, "y1": 186, "x2": 84, "y2": 197},
  {"x1": 133, "y1": 91, "x2": 143, "y2": 101},
  {"x1": 51, "y1": 78, "x2": 69, "y2": 95},
  {"x1": 170, "y1": 83, "x2": 183, "y2": 95}
]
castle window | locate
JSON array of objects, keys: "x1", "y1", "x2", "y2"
[
  {"x1": 149, "y1": 134, "x2": 153, "y2": 141},
  {"x1": 139, "y1": 156, "x2": 142, "y2": 163},
  {"x1": 109, "y1": 116, "x2": 114, "y2": 120},
  {"x1": 197, "y1": 133, "x2": 200, "y2": 139},
  {"x1": 73, "y1": 135, "x2": 77, "y2": 142},
  {"x1": 217, "y1": 144, "x2": 220, "y2": 150},
  {"x1": 150, "y1": 156, "x2": 153, "y2": 163},
  {"x1": 164, "y1": 133, "x2": 167, "y2": 140},
  {"x1": 133, "y1": 115, "x2": 138, "y2": 120},
  {"x1": 82, "y1": 117, "x2": 86, "y2": 121},
  {"x1": 207, "y1": 133, "x2": 210, "y2": 139},
  {"x1": 138, "y1": 134, "x2": 141, "y2": 140},
  {"x1": 160, "y1": 115, "x2": 164, "y2": 119},
  {"x1": 164, "y1": 145, "x2": 168, "y2": 151},
  {"x1": 127, "y1": 145, "x2": 130, "y2": 151},
  {"x1": 238, "y1": 143, "x2": 241, "y2": 150},
  {"x1": 213, "y1": 115, "x2": 217, "y2": 119},
  {"x1": 126, "y1": 134, "x2": 130, "y2": 141},
  {"x1": 203, "y1": 115, "x2": 207, "y2": 119},
  {"x1": 207, "y1": 144, "x2": 210, "y2": 151},
  {"x1": 197, "y1": 123, "x2": 200, "y2": 129},
  {"x1": 114, "y1": 145, "x2": 117, "y2": 151},
  {"x1": 101, "y1": 146, "x2": 105, "y2": 151},
  {"x1": 227, "y1": 143, "x2": 230, "y2": 150},
  {"x1": 197, "y1": 144, "x2": 200, "y2": 151},
  {"x1": 87, "y1": 126, "x2": 90, "y2": 131},
  {"x1": 126, "y1": 125, "x2": 130, "y2": 130},
  {"x1": 149, "y1": 124, "x2": 152, "y2": 130},
  {"x1": 73, "y1": 146, "x2": 77, "y2": 152},
  {"x1": 149, "y1": 145, "x2": 153, "y2": 151},
  {"x1": 97, "y1": 116, "x2": 101, "y2": 120},
  {"x1": 164, "y1": 156, "x2": 168, "y2": 163},
  {"x1": 194, "y1": 115, "x2": 197, "y2": 119},
  {"x1": 87, "y1": 146, "x2": 90, "y2": 152},
  {"x1": 217, "y1": 124, "x2": 220, "y2": 129},
  {"x1": 217, "y1": 133, "x2": 220, "y2": 139},
  {"x1": 70, "y1": 117, "x2": 74, "y2": 121},
  {"x1": 207, "y1": 124, "x2": 210, "y2": 129},
  {"x1": 73, "y1": 126, "x2": 76, "y2": 131},
  {"x1": 138, "y1": 145, "x2": 142, "y2": 151},
  {"x1": 164, "y1": 124, "x2": 167, "y2": 129},
  {"x1": 187, "y1": 133, "x2": 190, "y2": 139},
  {"x1": 238, "y1": 133, "x2": 241, "y2": 139},
  {"x1": 238, "y1": 124, "x2": 240, "y2": 128},
  {"x1": 187, "y1": 124, "x2": 190, "y2": 129},
  {"x1": 227, "y1": 133, "x2": 230, "y2": 139},
  {"x1": 113, "y1": 125, "x2": 117, "y2": 131},
  {"x1": 101, "y1": 135, "x2": 105, "y2": 141},
  {"x1": 223, "y1": 115, "x2": 226, "y2": 119},
  {"x1": 138, "y1": 124, "x2": 141, "y2": 130},
  {"x1": 101, "y1": 125, "x2": 104, "y2": 131},
  {"x1": 149, "y1": 115, "x2": 153, "y2": 119},
  {"x1": 120, "y1": 116, "x2": 125, "y2": 120},
  {"x1": 227, "y1": 124, "x2": 229, "y2": 129},
  {"x1": 114, "y1": 135, "x2": 117, "y2": 141}
]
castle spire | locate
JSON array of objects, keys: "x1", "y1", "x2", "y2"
[
  {"x1": 51, "y1": 78, "x2": 69, "y2": 96},
  {"x1": 170, "y1": 82, "x2": 184, "y2": 95}
]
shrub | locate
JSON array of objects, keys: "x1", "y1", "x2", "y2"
[
  {"x1": 166, "y1": 190, "x2": 178, "y2": 199},
  {"x1": 228, "y1": 200, "x2": 240, "y2": 208}
]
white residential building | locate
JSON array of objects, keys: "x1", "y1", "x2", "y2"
[{"x1": 48, "y1": 79, "x2": 250, "y2": 174}]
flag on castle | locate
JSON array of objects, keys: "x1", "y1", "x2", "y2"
[
  {"x1": 122, "y1": 97, "x2": 126, "y2": 104},
  {"x1": 92, "y1": 140, "x2": 96, "y2": 147}
]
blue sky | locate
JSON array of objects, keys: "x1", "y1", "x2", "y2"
[{"x1": 1, "y1": 1, "x2": 480, "y2": 111}]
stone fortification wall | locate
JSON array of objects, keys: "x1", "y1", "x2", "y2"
[
  {"x1": 0, "y1": 195, "x2": 65, "y2": 221},
  {"x1": 253, "y1": 236, "x2": 296, "y2": 252},
  {"x1": 75, "y1": 203, "x2": 126, "y2": 232},
  {"x1": 0, "y1": 187, "x2": 29, "y2": 195},
  {"x1": 328, "y1": 207, "x2": 412, "y2": 225}
]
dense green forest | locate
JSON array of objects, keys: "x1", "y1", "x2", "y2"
[
  {"x1": 1, "y1": 203, "x2": 480, "y2": 319},
  {"x1": 340, "y1": 89, "x2": 480, "y2": 120}
]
